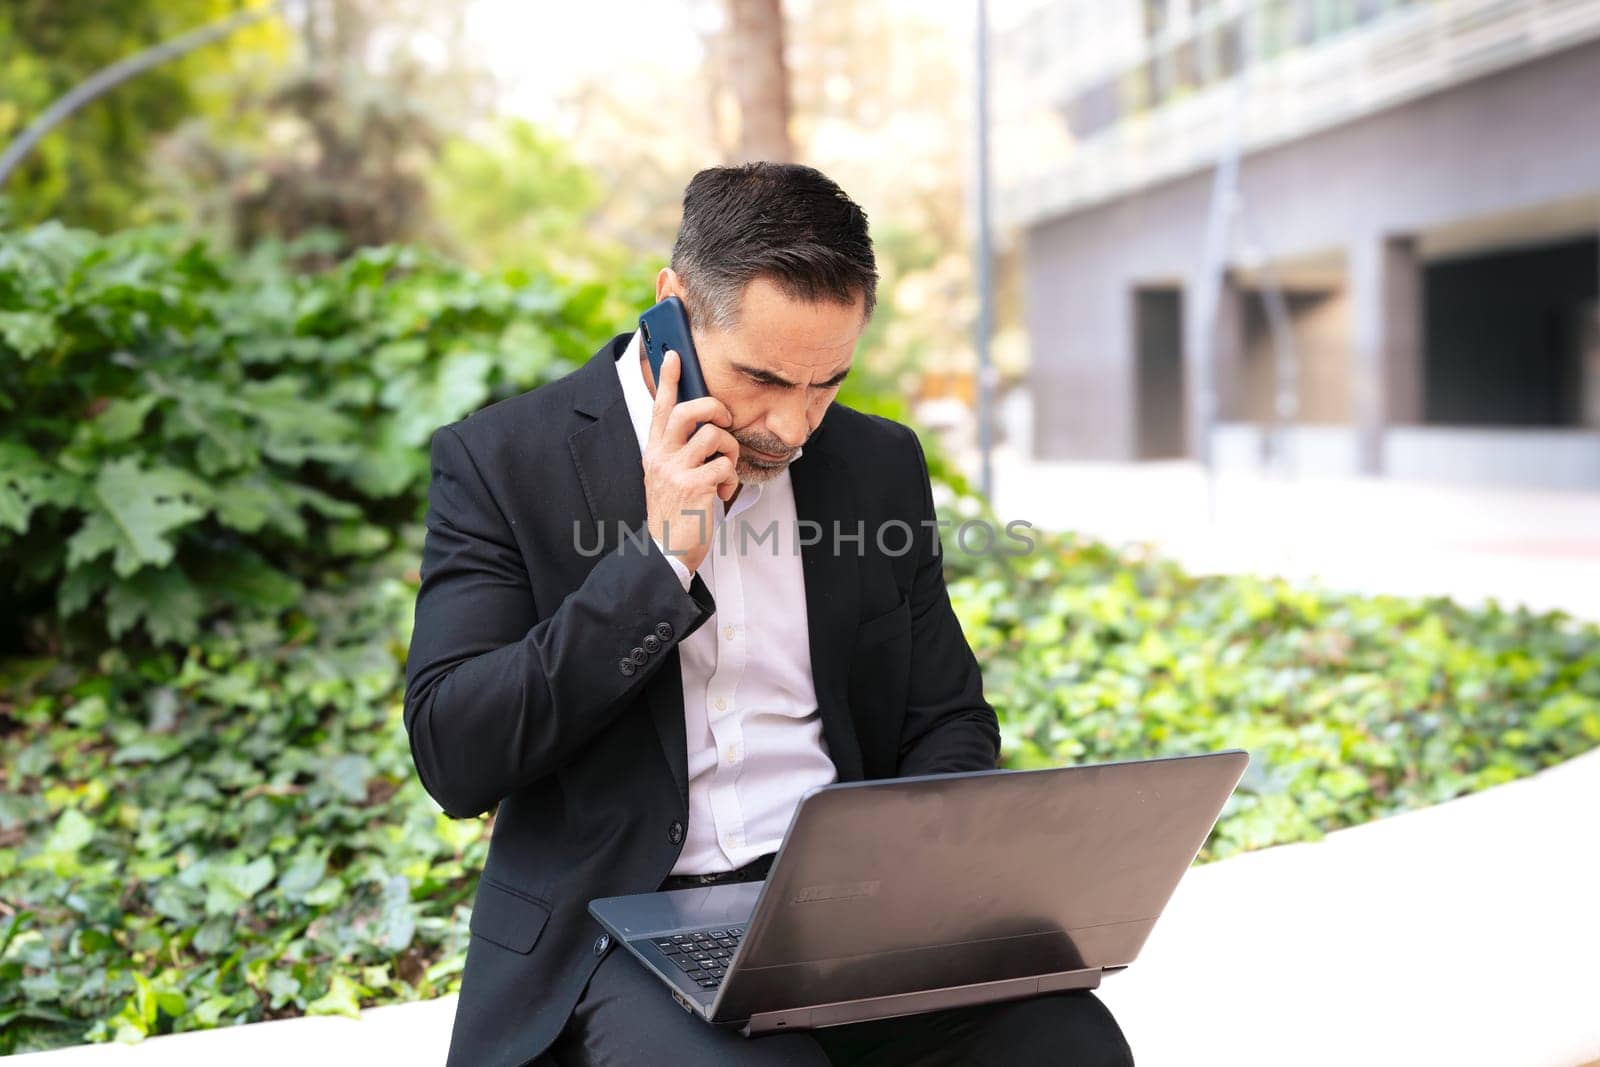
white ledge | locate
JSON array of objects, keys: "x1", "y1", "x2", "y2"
[{"x1": 14, "y1": 747, "x2": 1600, "y2": 1066}]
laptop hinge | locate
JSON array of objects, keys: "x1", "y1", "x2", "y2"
[{"x1": 741, "y1": 966, "x2": 1104, "y2": 1036}]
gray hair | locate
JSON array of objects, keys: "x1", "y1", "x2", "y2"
[{"x1": 670, "y1": 162, "x2": 878, "y2": 331}]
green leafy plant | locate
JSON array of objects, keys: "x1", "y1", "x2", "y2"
[
  {"x1": 0, "y1": 221, "x2": 629, "y2": 1053},
  {"x1": 942, "y1": 528, "x2": 1600, "y2": 858},
  {"x1": 0, "y1": 223, "x2": 617, "y2": 652},
  {"x1": 0, "y1": 564, "x2": 482, "y2": 1051}
]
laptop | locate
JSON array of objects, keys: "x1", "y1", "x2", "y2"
[{"x1": 589, "y1": 749, "x2": 1248, "y2": 1037}]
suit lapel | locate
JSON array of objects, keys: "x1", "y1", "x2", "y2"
[
  {"x1": 789, "y1": 444, "x2": 866, "y2": 783},
  {"x1": 568, "y1": 400, "x2": 645, "y2": 553},
  {"x1": 568, "y1": 332, "x2": 644, "y2": 550},
  {"x1": 567, "y1": 335, "x2": 692, "y2": 803}
]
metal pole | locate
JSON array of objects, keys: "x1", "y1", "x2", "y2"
[
  {"x1": 0, "y1": 1, "x2": 287, "y2": 186},
  {"x1": 1247, "y1": 230, "x2": 1300, "y2": 478},
  {"x1": 1193, "y1": 4, "x2": 1262, "y2": 524},
  {"x1": 974, "y1": 0, "x2": 996, "y2": 500},
  {"x1": 1193, "y1": 128, "x2": 1239, "y2": 526}
]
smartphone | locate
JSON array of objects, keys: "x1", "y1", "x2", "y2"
[{"x1": 638, "y1": 296, "x2": 710, "y2": 404}]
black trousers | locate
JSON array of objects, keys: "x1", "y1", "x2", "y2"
[{"x1": 547, "y1": 944, "x2": 1135, "y2": 1066}]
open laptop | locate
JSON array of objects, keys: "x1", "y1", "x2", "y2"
[{"x1": 589, "y1": 749, "x2": 1248, "y2": 1036}]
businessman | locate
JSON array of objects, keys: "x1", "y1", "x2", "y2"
[{"x1": 403, "y1": 162, "x2": 1133, "y2": 1066}]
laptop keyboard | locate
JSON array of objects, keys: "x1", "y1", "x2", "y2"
[{"x1": 651, "y1": 926, "x2": 746, "y2": 990}]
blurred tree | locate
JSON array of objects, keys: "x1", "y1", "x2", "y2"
[
  {"x1": 537, "y1": 36, "x2": 720, "y2": 289},
  {"x1": 155, "y1": 0, "x2": 490, "y2": 256},
  {"x1": 159, "y1": 61, "x2": 443, "y2": 254},
  {"x1": 784, "y1": 0, "x2": 983, "y2": 386},
  {"x1": 429, "y1": 117, "x2": 611, "y2": 281},
  {"x1": 781, "y1": 0, "x2": 1032, "y2": 398},
  {"x1": 725, "y1": 0, "x2": 793, "y2": 161},
  {"x1": 0, "y1": 0, "x2": 285, "y2": 230}
]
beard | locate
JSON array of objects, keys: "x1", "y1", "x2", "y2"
[{"x1": 733, "y1": 428, "x2": 800, "y2": 484}]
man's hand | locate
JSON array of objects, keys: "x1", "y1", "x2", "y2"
[{"x1": 644, "y1": 349, "x2": 739, "y2": 575}]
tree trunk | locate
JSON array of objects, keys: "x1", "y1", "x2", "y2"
[{"x1": 725, "y1": 0, "x2": 793, "y2": 162}]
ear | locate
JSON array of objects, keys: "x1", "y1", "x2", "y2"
[{"x1": 655, "y1": 267, "x2": 683, "y2": 304}]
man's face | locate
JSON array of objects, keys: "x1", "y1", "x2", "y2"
[{"x1": 652, "y1": 270, "x2": 865, "y2": 484}]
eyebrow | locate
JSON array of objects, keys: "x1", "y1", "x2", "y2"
[{"x1": 732, "y1": 361, "x2": 852, "y2": 388}]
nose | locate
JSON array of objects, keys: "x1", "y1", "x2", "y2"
[{"x1": 767, "y1": 390, "x2": 810, "y2": 450}]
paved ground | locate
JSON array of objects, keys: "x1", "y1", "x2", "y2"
[
  {"x1": 984, "y1": 450, "x2": 1600, "y2": 621},
  {"x1": 16, "y1": 745, "x2": 1600, "y2": 1066}
]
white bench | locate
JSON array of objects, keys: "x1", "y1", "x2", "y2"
[
  {"x1": 16, "y1": 748, "x2": 1600, "y2": 1066},
  {"x1": 1099, "y1": 746, "x2": 1600, "y2": 1067}
]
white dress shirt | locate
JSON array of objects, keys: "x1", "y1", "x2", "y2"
[{"x1": 615, "y1": 330, "x2": 838, "y2": 874}]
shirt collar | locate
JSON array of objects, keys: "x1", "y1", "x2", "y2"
[{"x1": 616, "y1": 329, "x2": 656, "y2": 458}]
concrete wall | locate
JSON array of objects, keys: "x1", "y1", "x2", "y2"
[
  {"x1": 1211, "y1": 424, "x2": 1600, "y2": 489},
  {"x1": 1384, "y1": 428, "x2": 1600, "y2": 488},
  {"x1": 1023, "y1": 36, "x2": 1600, "y2": 461}
]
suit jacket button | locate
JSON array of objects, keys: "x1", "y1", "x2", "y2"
[
  {"x1": 643, "y1": 635, "x2": 661, "y2": 654},
  {"x1": 618, "y1": 658, "x2": 636, "y2": 677},
  {"x1": 594, "y1": 934, "x2": 610, "y2": 956},
  {"x1": 655, "y1": 621, "x2": 674, "y2": 642},
  {"x1": 668, "y1": 820, "x2": 684, "y2": 844},
  {"x1": 630, "y1": 646, "x2": 648, "y2": 665}
]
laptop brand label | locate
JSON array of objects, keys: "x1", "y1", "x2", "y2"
[{"x1": 792, "y1": 880, "x2": 881, "y2": 904}]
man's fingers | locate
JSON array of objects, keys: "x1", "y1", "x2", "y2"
[
  {"x1": 663, "y1": 397, "x2": 733, "y2": 448},
  {"x1": 699, "y1": 455, "x2": 737, "y2": 490},
  {"x1": 647, "y1": 350, "x2": 680, "y2": 448},
  {"x1": 715, "y1": 454, "x2": 740, "y2": 500},
  {"x1": 682, "y1": 423, "x2": 740, "y2": 466}
]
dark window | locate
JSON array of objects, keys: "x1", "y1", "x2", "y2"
[
  {"x1": 1135, "y1": 288, "x2": 1189, "y2": 459},
  {"x1": 1423, "y1": 237, "x2": 1600, "y2": 427}
]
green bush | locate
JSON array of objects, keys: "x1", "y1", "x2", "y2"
[
  {"x1": 0, "y1": 223, "x2": 627, "y2": 1052},
  {"x1": 0, "y1": 568, "x2": 464, "y2": 1049},
  {"x1": 943, "y1": 534, "x2": 1600, "y2": 856},
  {"x1": 2, "y1": 224, "x2": 1598, "y2": 1053},
  {"x1": 0, "y1": 223, "x2": 631, "y2": 651}
]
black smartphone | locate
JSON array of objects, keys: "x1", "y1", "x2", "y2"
[{"x1": 638, "y1": 296, "x2": 710, "y2": 403}]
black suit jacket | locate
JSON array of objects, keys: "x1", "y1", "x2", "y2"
[{"x1": 403, "y1": 332, "x2": 1000, "y2": 1067}]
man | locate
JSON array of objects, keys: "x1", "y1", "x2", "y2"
[{"x1": 404, "y1": 162, "x2": 1133, "y2": 1066}]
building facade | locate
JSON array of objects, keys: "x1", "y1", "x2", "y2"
[{"x1": 998, "y1": 0, "x2": 1600, "y2": 487}]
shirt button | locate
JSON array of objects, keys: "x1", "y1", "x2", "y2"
[
  {"x1": 724, "y1": 626, "x2": 736, "y2": 640},
  {"x1": 714, "y1": 698, "x2": 728, "y2": 711},
  {"x1": 668, "y1": 820, "x2": 684, "y2": 844},
  {"x1": 724, "y1": 745, "x2": 740, "y2": 763},
  {"x1": 594, "y1": 934, "x2": 610, "y2": 956}
]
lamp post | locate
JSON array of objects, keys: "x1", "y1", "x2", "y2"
[{"x1": 974, "y1": 0, "x2": 996, "y2": 500}]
